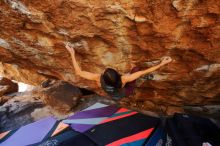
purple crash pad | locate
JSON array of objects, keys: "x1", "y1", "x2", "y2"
[{"x1": 0, "y1": 117, "x2": 57, "y2": 146}]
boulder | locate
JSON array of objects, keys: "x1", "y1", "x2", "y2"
[
  {"x1": 0, "y1": 77, "x2": 18, "y2": 96},
  {"x1": 0, "y1": 91, "x2": 72, "y2": 133},
  {"x1": 39, "y1": 80, "x2": 82, "y2": 113},
  {"x1": 0, "y1": 96, "x2": 11, "y2": 106}
]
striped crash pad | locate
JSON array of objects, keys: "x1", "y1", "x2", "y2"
[
  {"x1": 62, "y1": 102, "x2": 119, "y2": 132},
  {"x1": 145, "y1": 121, "x2": 167, "y2": 146},
  {"x1": 0, "y1": 102, "x2": 162, "y2": 146},
  {"x1": 1, "y1": 103, "x2": 220, "y2": 146},
  {"x1": 84, "y1": 107, "x2": 160, "y2": 146},
  {"x1": 0, "y1": 117, "x2": 58, "y2": 146}
]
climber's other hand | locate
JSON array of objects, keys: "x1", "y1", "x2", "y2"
[
  {"x1": 65, "y1": 42, "x2": 75, "y2": 55},
  {"x1": 161, "y1": 56, "x2": 172, "y2": 65}
]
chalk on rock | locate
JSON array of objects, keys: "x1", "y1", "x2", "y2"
[
  {"x1": 144, "y1": 60, "x2": 161, "y2": 66},
  {"x1": 0, "y1": 38, "x2": 11, "y2": 50},
  {"x1": 134, "y1": 16, "x2": 147, "y2": 22},
  {"x1": 5, "y1": 0, "x2": 31, "y2": 15},
  {"x1": 65, "y1": 39, "x2": 89, "y2": 52}
]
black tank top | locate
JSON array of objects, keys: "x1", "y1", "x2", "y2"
[{"x1": 100, "y1": 75, "x2": 125, "y2": 99}]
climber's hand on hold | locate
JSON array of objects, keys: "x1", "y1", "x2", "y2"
[
  {"x1": 161, "y1": 56, "x2": 172, "y2": 65},
  {"x1": 65, "y1": 42, "x2": 75, "y2": 55}
]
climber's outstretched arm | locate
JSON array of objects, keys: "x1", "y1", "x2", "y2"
[
  {"x1": 65, "y1": 43, "x2": 100, "y2": 82},
  {"x1": 121, "y1": 57, "x2": 172, "y2": 84}
]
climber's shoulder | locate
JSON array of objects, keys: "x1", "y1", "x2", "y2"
[
  {"x1": 96, "y1": 74, "x2": 101, "y2": 82},
  {"x1": 91, "y1": 73, "x2": 101, "y2": 82}
]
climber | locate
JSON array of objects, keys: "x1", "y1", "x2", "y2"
[{"x1": 65, "y1": 43, "x2": 172, "y2": 100}]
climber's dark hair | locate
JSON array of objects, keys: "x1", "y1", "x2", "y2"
[{"x1": 103, "y1": 68, "x2": 122, "y2": 89}]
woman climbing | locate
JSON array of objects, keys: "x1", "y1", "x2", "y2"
[{"x1": 65, "y1": 43, "x2": 172, "y2": 100}]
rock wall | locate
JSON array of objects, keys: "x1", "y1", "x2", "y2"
[
  {"x1": 0, "y1": 0, "x2": 220, "y2": 114},
  {"x1": 0, "y1": 77, "x2": 18, "y2": 97}
]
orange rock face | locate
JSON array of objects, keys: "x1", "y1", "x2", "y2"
[{"x1": 0, "y1": 0, "x2": 219, "y2": 114}]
